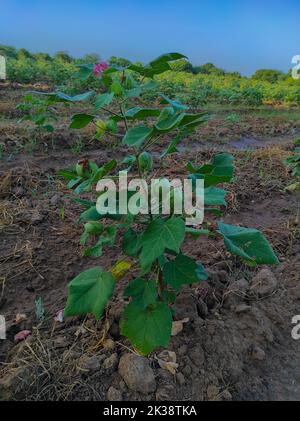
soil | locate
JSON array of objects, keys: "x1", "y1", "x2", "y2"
[{"x1": 0, "y1": 83, "x2": 299, "y2": 401}]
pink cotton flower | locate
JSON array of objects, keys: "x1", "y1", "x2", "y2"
[
  {"x1": 14, "y1": 330, "x2": 32, "y2": 343},
  {"x1": 54, "y1": 309, "x2": 64, "y2": 323},
  {"x1": 93, "y1": 62, "x2": 109, "y2": 76}
]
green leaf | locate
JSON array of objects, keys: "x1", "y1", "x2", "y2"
[
  {"x1": 139, "y1": 217, "x2": 185, "y2": 269},
  {"x1": 124, "y1": 279, "x2": 158, "y2": 308},
  {"x1": 31, "y1": 90, "x2": 95, "y2": 102},
  {"x1": 160, "y1": 94, "x2": 189, "y2": 111},
  {"x1": 84, "y1": 226, "x2": 117, "y2": 257},
  {"x1": 204, "y1": 187, "x2": 227, "y2": 206},
  {"x1": 79, "y1": 205, "x2": 101, "y2": 223},
  {"x1": 149, "y1": 53, "x2": 187, "y2": 68},
  {"x1": 123, "y1": 126, "x2": 152, "y2": 149},
  {"x1": 160, "y1": 133, "x2": 183, "y2": 157},
  {"x1": 112, "y1": 107, "x2": 160, "y2": 123},
  {"x1": 58, "y1": 169, "x2": 77, "y2": 181},
  {"x1": 155, "y1": 113, "x2": 185, "y2": 132},
  {"x1": 64, "y1": 267, "x2": 115, "y2": 320},
  {"x1": 124, "y1": 107, "x2": 161, "y2": 120},
  {"x1": 212, "y1": 153, "x2": 234, "y2": 167},
  {"x1": 76, "y1": 64, "x2": 93, "y2": 80},
  {"x1": 111, "y1": 81, "x2": 124, "y2": 96},
  {"x1": 127, "y1": 64, "x2": 149, "y2": 77},
  {"x1": 217, "y1": 222, "x2": 279, "y2": 265},
  {"x1": 206, "y1": 208, "x2": 223, "y2": 216},
  {"x1": 163, "y1": 254, "x2": 207, "y2": 289},
  {"x1": 43, "y1": 124, "x2": 54, "y2": 132},
  {"x1": 138, "y1": 151, "x2": 153, "y2": 172},
  {"x1": 120, "y1": 300, "x2": 172, "y2": 355},
  {"x1": 67, "y1": 176, "x2": 82, "y2": 189},
  {"x1": 94, "y1": 92, "x2": 114, "y2": 109},
  {"x1": 79, "y1": 204, "x2": 122, "y2": 223},
  {"x1": 122, "y1": 155, "x2": 136, "y2": 166},
  {"x1": 195, "y1": 264, "x2": 209, "y2": 281},
  {"x1": 124, "y1": 87, "x2": 142, "y2": 99},
  {"x1": 80, "y1": 221, "x2": 103, "y2": 245},
  {"x1": 90, "y1": 159, "x2": 117, "y2": 184},
  {"x1": 141, "y1": 80, "x2": 158, "y2": 92},
  {"x1": 129, "y1": 53, "x2": 186, "y2": 78},
  {"x1": 70, "y1": 113, "x2": 94, "y2": 129},
  {"x1": 73, "y1": 198, "x2": 95, "y2": 208},
  {"x1": 185, "y1": 227, "x2": 211, "y2": 237},
  {"x1": 74, "y1": 179, "x2": 92, "y2": 194},
  {"x1": 188, "y1": 153, "x2": 235, "y2": 180},
  {"x1": 188, "y1": 173, "x2": 232, "y2": 188},
  {"x1": 292, "y1": 166, "x2": 300, "y2": 177},
  {"x1": 179, "y1": 112, "x2": 208, "y2": 129},
  {"x1": 56, "y1": 91, "x2": 95, "y2": 102},
  {"x1": 122, "y1": 228, "x2": 142, "y2": 256},
  {"x1": 285, "y1": 181, "x2": 300, "y2": 192}
]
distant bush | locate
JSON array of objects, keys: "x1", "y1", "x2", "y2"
[{"x1": 252, "y1": 69, "x2": 287, "y2": 84}]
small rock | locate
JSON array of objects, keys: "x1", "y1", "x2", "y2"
[
  {"x1": 74, "y1": 326, "x2": 87, "y2": 338},
  {"x1": 30, "y1": 212, "x2": 44, "y2": 225},
  {"x1": 109, "y1": 302, "x2": 125, "y2": 322},
  {"x1": 234, "y1": 304, "x2": 251, "y2": 314},
  {"x1": 177, "y1": 344, "x2": 188, "y2": 356},
  {"x1": 221, "y1": 389, "x2": 232, "y2": 401},
  {"x1": 218, "y1": 270, "x2": 229, "y2": 284},
  {"x1": 176, "y1": 372, "x2": 185, "y2": 386},
  {"x1": 193, "y1": 318, "x2": 205, "y2": 330},
  {"x1": 102, "y1": 339, "x2": 115, "y2": 351},
  {"x1": 213, "y1": 261, "x2": 228, "y2": 271},
  {"x1": 250, "y1": 269, "x2": 277, "y2": 298},
  {"x1": 15, "y1": 313, "x2": 27, "y2": 324},
  {"x1": 196, "y1": 298, "x2": 209, "y2": 318},
  {"x1": 109, "y1": 322, "x2": 120, "y2": 339},
  {"x1": 207, "y1": 384, "x2": 220, "y2": 400},
  {"x1": 189, "y1": 347, "x2": 205, "y2": 367},
  {"x1": 118, "y1": 380, "x2": 127, "y2": 392},
  {"x1": 173, "y1": 292, "x2": 198, "y2": 321},
  {"x1": 182, "y1": 365, "x2": 192, "y2": 376},
  {"x1": 171, "y1": 318, "x2": 189, "y2": 336},
  {"x1": 63, "y1": 349, "x2": 81, "y2": 360},
  {"x1": 250, "y1": 345, "x2": 266, "y2": 361},
  {"x1": 107, "y1": 386, "x2": 122, "y2": 401},
  {"x1": 103, "y1": 353, "x2": 119, "y2": 370},
  {"x1": 156, "y1": 350, "x2": 178, "y2": 375},
  {"x1": 118, "y1": 353, "x2": 156, "y2": 393},
  {"x1": 208, "y1": 268, "x2": 229, "y2": 284},
  {"x1": 224, "y1": 278, "x2": 249, "y2": 309},
  {"x1": 52, "y1": 335, "x2": 69, "y2": 349},
  {"x1": 78, "y1": 355, "x2": 101, "y2": 371},
  {"x1": 156, "y1": 384, "x2": 174, "y2": 401},
  {"x1": 50, "y1": 194, "x2": 61, "y2": 206},
  {"x1": 12, "y1": 186, "x2": 24, "y2": 197},
  {"x1": 0, "y1": 367, "x2": 31, "y2": 400},
  {"x1": 290, "y1": 284, "x2": 300, "y2": 300}
]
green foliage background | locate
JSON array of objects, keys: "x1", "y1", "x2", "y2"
[{"x1": 1, "y1": 44, "x2": 300, "y2": 107}]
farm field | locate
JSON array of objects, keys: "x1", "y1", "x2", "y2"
[{"x1": 0, "y1": 65, "x2": 300, "y2": 402}]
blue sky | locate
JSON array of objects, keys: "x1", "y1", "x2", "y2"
[{"x1": 0, "y1": 0, "x2": 299, "y2": 75}]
